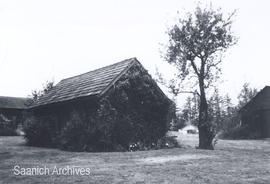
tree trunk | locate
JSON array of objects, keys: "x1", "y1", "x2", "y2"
[{"x1": 198, "y1": 80, "x2": 214, "y2": 150}]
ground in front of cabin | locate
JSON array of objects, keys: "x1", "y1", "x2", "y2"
[{"x1": 0, "y1": 132, "x2": 269, "y2": 184}]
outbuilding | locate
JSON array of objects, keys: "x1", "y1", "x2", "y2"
[
  {"x1": 0, "y1": 96, "x2": 28, "y2": 122},
  {"x1": 28, "y1": 58, "x2": 173, "y2": 151},
  {"x1": 239, "y1": 86, "x2": 270, "y2": 138},
  {"x1": 179, "y1": 124, "x2": 198, "y2": 134},
  {"x1": 0, "y1": 96, "x2": 28, "y2": 135}
]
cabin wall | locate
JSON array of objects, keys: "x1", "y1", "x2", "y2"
[
  {"x1": 261, "y1": 109, "x2": 270, "y2": 137},
  {"x1": 241, "y1": 109, "x2": 270, "y2": 138},
  {"x1": 31, "y1": 97, "x2": 99, "y2": 131},
  {"x1": 25, "y1": 62, "x2": 173, "y2": 151}
]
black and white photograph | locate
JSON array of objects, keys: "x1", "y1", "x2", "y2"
[{"x1": 0, "y1": 0, "x2": 269, "y2": 183}]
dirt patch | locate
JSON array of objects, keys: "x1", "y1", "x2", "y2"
[{"x1": 139, "y1": 154, "x2": 213, "y2": 164}]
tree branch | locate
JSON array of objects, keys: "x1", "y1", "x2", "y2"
[
  {"x1": 190, "y1": 60, "x2": 200, "y2": 77},
  {"x1": 178, "y1": 90, "x2": 201, "y2": 97}
]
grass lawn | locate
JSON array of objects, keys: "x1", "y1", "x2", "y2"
[{"x1": 0, "y1": 133, "x2": 269, "y2": 184}]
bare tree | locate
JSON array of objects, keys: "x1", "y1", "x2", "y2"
[{"x1": 162, "y1": 5, "x2": 237, "y2": 149}]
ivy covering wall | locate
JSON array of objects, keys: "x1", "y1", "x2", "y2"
[{"x1": 24, "y1": 63, "x2": 174, "y2": 151}]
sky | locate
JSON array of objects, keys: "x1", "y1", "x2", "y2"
[{"x1": 0, "y1": 0, "x2": 269, "y2": 106}]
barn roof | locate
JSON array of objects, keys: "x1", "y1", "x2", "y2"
[
  {"x1": 0, "y1": 96, "x2": 29, "y2": 109},
  {"x1": 31, "y1": 58, "x2": 138, "y2": 108},
  {"x1": 240, "y1": 86, "x2": 270, "y2": 112}
]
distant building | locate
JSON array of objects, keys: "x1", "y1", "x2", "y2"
[
  {"x1": 179, "y1": 124, "x2": 198, "y2": 134},
  {"x1": 0, "y1": 96, "x2": 28, "y2": 123},
  {"x1": 239, "y1": 86, "x2": 270, "y2": 138},
  {"x1": 0, "y1": 96, "x2": 28, "y2": 135}
]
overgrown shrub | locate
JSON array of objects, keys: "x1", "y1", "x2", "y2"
[
  {"x1": 128, "y1": 135, "x2": 180, "y2": 151},
  {"x1": 59, "y1": 111, "x2": 91, "y2": 151},
  {"x1": 107, "y1": 63, "x2": 172, "y2": 146},
  {"x1": 170, "y1": 115, "x2": 186, "y2": 131},
  {"x1": 59, "y1": 63, "x2": 173, "y2": 152},
  {"x1": 59, "y1": 109, "x2": 119, "y2": 152},
  {"x1": 156, "y1": 135, "x2": 180, "y2": 149},
  {"x1": 221, "y1": 125, "x2": 261, "y2": 139},
  {"x1": 23, "y1": 114, "x2": 58, "y2": 147},
  {"x1": 24, "y1": 63, "x2": 174, "y2": 152},
  {"x1": 217, "y1": 111, "x2": 262, "y2": 139}
]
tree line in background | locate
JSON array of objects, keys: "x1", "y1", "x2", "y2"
[{"x1": 171, "y1": 83, "x2": 258, "y2": 139}]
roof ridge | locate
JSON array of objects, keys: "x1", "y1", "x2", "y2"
[
  {"x1": 31, "y1": 57, "x2": 139, "y2": 108},
  {"x1": 99, "y1": 58, "x2": 137, "y2": 96},
  {"x1": 60, "y1": 57, "x2": 137, "y2": 82}
]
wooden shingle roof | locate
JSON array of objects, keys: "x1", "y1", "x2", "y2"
[
  {"x1": 32, "y1": 58, "x2": 138, "y2": 108},
  {"x1": 0, "y1": 96, "x2": 29, "y2": 109}
]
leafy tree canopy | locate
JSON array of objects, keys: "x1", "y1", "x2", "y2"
[{"x1": 161, "y1": 4, "x2": 237, "y2": 149}]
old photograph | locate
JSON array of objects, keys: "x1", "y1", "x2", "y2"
[{"x1": 0, "y1": 0, "x2": 269, "y2": 183}]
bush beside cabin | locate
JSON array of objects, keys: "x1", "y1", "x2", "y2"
[{"x1": 24, "y1": 58, "x2": 176, "y2": 151}]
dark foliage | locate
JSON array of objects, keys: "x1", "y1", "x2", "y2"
[
  {"x1": 221, "y1": 125, "x2": 261, "y2": 139},
  {"x1": 59, "y1": 111, "x2": 100, "y2": 152},
  {"x1": 129, "y1": 135, "x2": 180, "y2": 151},
  {"x1": 219, "y1": 84, "x2": 259, "y2": 139},
  {"x1": 23, "y1": 114, "x2": 58, "y2": 147},
  {"x1": 179, "y1": 95, "x2": 199, "y2": 127},
  {"x1": 24, "y1": 63, "x2": 174, "y2": 152},
  {"x1": 157, "y1": 135, "x2": 180, "y2": 149},
  {"x1": 170, "y1": 115, "x2": 186, "y2": 131},
  {"x1": 237, "y1": 83, "x2": 258, "y2": 109},
  {"x1": 105, "y1": 64, "x2": 172, "y2": 149},
  {"x1": 59, "y1": 100, "x2": 122, "y2": 152},
  {"x1": 27, "y1": 80, "x2": 54, "y2": 106}
]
